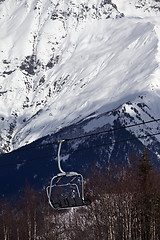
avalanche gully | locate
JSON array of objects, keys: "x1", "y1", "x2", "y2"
[{"x1": 0, "y1": 0, "x2": 160, "y2": 197}]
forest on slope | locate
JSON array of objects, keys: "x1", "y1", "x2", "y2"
[{"x1": 1, "y1": 150, "x2": 160, "y2": 240}]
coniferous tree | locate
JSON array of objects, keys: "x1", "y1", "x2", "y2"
[{"x1": 136, "y1": 147, "x2": 156, "y2": 240}]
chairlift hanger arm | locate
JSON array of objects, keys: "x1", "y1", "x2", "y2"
[{"x1": 58, "y1": 139, "x2": 65, "y2": 174}]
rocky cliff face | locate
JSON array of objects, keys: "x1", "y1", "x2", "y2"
[{"x1": 0, "y1": 0, "x2": 123, "y2": 153}]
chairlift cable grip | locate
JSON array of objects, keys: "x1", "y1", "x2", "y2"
[{"x1": 57, "y1": 139, "x2": 65, "y2": 174}]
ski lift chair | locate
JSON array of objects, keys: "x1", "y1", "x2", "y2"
[{"x1": 46, "y1": 140, "x2": 91, "y2": 210}]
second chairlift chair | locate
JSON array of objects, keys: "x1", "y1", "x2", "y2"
[{"x1": 46, "y1": 140, "x2": 91, "y2": 210}]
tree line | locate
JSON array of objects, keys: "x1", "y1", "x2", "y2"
[{"x1": 1, "y1": 149, "x2": 160, "y2": 239}]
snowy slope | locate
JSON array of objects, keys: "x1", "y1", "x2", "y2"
[{"x1": 0, "y1": 0, "x2": 160, "y2": 155}]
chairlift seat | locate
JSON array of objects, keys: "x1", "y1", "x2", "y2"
[{"x1": 51, "y1": 197, "x2": 91, "y2": 209}]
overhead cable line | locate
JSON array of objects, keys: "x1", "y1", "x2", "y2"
[
  {"x1": 0, "y1": 117, "x2": 160, "y2": 158},
  {"x1": 65, "y1": 118, "x2": 160, "y2": 141},
  {"x1": 0, "y1": 130, "x2": 160, "y2": 169}
]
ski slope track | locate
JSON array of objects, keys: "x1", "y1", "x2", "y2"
[{"x1": 0, "y1": 0, "x2": 160, "y2": 162}]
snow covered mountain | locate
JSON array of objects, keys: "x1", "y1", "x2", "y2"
[
  {"x1": 0, "y1": 0, "x2": 122, "y2": 153},
  {"x1": 1, "y1": 0, "x2": 160, "y2": 196},
  {"x1": 0, "y1": 0, "x2": 160, "y2": 155},
  {"x1": 0, "y1": 0, "x2": 160, "y2": 163}
]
